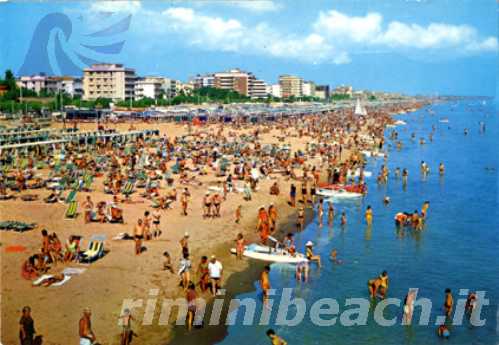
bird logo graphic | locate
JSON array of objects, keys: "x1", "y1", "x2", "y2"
[{"x1": 18, "y1": 11, "x2": 132, "y2": 76}]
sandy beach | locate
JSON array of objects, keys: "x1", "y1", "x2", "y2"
[{"x1": 0, "y1": 101, "x2": 424, "y2": 345}]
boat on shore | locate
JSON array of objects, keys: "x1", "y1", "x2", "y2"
[
  {"x1": 361, "y1": 150, "x2": 386, "y2": 158},
  {"x1": 317, "y1": 188, "x2": 363, "y2": 199},
  {"x1": 230, "y1": 244, "x2": 308, "y2": 264}
]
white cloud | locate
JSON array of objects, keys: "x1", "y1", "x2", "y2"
[
  {"x1": 314, "y1": 10, "x2": 497, "y2": 56},
  {"x1": 89, "y1": 1, "x2": 142, "y2": 14},
  {"x1": 95, "y1": 4, "x2": 497, "y2": 65},
  {"x1": 229, "y1": 1, "x2": 282, "y2": 13},
  {"x1": 314, "y1": 11, "x2": 383, "y2": 43}
]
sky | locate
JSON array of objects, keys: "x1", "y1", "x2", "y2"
[{"x1": 0, "y1": 0, "x2": 497, "y2": 96}]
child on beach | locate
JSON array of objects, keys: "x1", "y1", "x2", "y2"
[
  {"x1": 162, "y1": 251, "x2": 174, "y2": 273},
  {"x1": 235, "y1": 233, "x2": 245, "y2": 259},
  {"x1": 235, "y1": 205, "x2": 242, "y2": 224}
]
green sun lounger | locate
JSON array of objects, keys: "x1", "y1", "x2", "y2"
[
  {"x1": 65, "y1": 200, "x2": 78, "y2": 219},
  {"x1": 65, "y1": 190, "x2": 77, "y2": 204},
  {"x1": 83, "y1": 175, "x2": 94, "y2": 191}
]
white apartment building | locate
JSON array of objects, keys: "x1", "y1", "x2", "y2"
[
  {"x1": 302, "y1": 81, "x2": 316, "y2": 97},
  {"x1": 134, "y1": 77, "x2": 164, "y2": 99},
  {"x1": 83, "y1": 63, "x2": 136, "y2": 101},
  {"x1": 17, "y1": 75, "x2": 83, "y2": 97},
  {"x1": 17, "y1": 74, "x2": 48, "y2": 94}
]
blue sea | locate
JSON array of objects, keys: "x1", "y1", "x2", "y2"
[{"x1": 218, "y1": 101, "x2": 499, "y2": 345}]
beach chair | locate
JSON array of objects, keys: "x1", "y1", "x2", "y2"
[
  {"x1": 80, "y1": 235, "x2": 106, "y2": 263},
  {"x1": 65, "y1": 200, "x2": 78, "y2": 219},
  {"x1": 151, "y1": 198, "x2": 160, "y2": 208},
  {"x1": 65, "y1": 190, "x2": 77, "y2": 204},
  {"x1": 121, "y1": 181, "x2": 134, "y2": 197},
  {"x1": 82, "y1": 175, "x2": 94, "y2": 192}
]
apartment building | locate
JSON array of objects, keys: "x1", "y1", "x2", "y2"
[
  {"x1": 17, "y1": 74, "x2": 48, "y2": 94},
  {"x1": 213, "y1": 69, "x2": 267, "y2": 99},
  {"x1": 302, "y1": 81, "x2": 316, "y2": 97},
  {"x1": 315, "y1": 85, "x2": 330, "y2": 100},
  {"x1": 192, "y1": 74, "x2": 215, "y2": 89},
  {"x1": 83, "y1": 63, "x2": 136, "y2": 100},
  {"x1": 279, "y1": 75, "x2": 303, "y2": 98},
  {"x1": 134, "y1": 77, "x2": 164, "y2": 99}
]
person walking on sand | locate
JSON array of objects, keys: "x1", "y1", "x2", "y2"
[
  {"x1": 203, "y1": 192, "x2": 212, "y2": 218},
  {"x1": 181, "y1": 188, "x2": 190, "y2": 216},
  {"x1": 143, "y1": 211, "x2": 152, "y2": 240},
  {"x1": 186, "y1": 282, "x2": 197, "y2": 331},
  {"x1": 133, "y1": 219, "x2": 144, "y2": 255},
  {"x1": 269, "y1": 203, "x2": 277, "y2": 232},
  {"x1": 19, "y1": 306, "x2": 36, "y2": 345},
  {"x1": 79, "y1": 307, "x2": 96, "y2": 345},
  {"x1": 152, "y1": 208, "x2": 162, "y2": 238},
  {"x1": 119, "y1": 308, "x2": 133, "y2": 345},
  {"x1": 208, "y1": 255, "x2": 223, "y2": 295},
  {"x1": 289, "y1": 183, "x2": 296, "y2": 207},
  {"x1": 235, "y1": 233, "x2": 245, "y2": 259},
  {"x1": 235, "y1": 205, "x2": 242, "y2": 224}
]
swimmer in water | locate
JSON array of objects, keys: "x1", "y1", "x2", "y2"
[
  {"x1": 365, "y1": 205, "x2": 373, "y2": 226},
  {"x1": 317, "y1": 199, "x2": 324, "y2": 228},
  {"x1": 383, "y1": 196, "x2": 390, "y2": 205},
  {"x1": 439, "y1": 163, "x2": 445, "y2": 175},
  {"x1": 437, "y1": 324, "x2": 450, "y2": 339},
  {"x1": 421, "y1": 201, "x2": 430, "y2": 219},
  {"x1": 327, "y1": 202, "x2": 334, "y2": 226},
  {"x1": 378, "y1": 271, "x2": 389, "y2": 299},
  {"x1": 443, "y1": 288, "x2": 454, "y2": 318},
  {"x1": 330, "y1": 249, "x2": 342, "y2": 264},
  {"x1": 340, "y1": 211, "x2": 347, "y2": 226}
]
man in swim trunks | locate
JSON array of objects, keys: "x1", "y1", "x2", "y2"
[
  {"x1": 79, "y1": 307, "x2": 96, "y2": 345},
  {"x1": 133, "y1": 219, "x2": 144, "y2": 255},
  {"x1": 260, "y1": 265, "x2": 271, "y2": 304}
]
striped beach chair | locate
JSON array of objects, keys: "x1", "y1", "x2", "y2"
[
  {"x1": 65, "y1": 200, "x2": 78, "y2": 219},
  {"x1": 122, "y1": 181, "x2": 134, "y2": 197},
  {"x1": 65, "y1": 190, "x2": 77, "y2": 204}
]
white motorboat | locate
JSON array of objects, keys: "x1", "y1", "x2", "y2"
[{"x1": 230, "y1": 243, "x2": 308, "y2": 264}]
